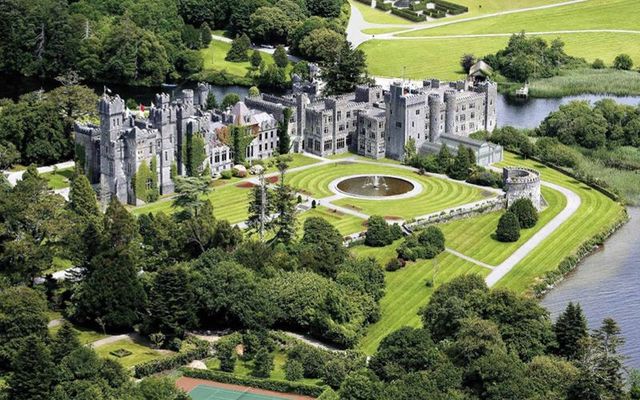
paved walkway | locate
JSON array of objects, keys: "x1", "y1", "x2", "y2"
[
  {"x1": 484, "y1": 180, "x2": 581, "y2": 287},
  {"x1": 4, "y1": 160, "x2": 75, "y2": 200},
  {"x1": 445, "y1": 248, "x2": 494, "y2": 269},
  {"x1": 346, "y1": 0, "x2": 590, "y2": 46},
  {"x1": 89, "y1": 332, "x2": 145, "y2": 348},
  {"x1": 377, "y1": 29, "x2": 640, "y2": 40}
]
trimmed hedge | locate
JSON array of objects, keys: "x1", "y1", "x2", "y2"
[
  {"x1": 181, "y1": 368, "x2": 328, "y2": 397},
  {"x1": 431, "y1": 0, "x2": 468, "y2": 14},
  {"x1": 354, "y1": 0, "x2": 372, "y2": 4},
  {"x1": 375, "y1": 1, "x2": 391, "y2": 11},
  {"x1": 134, "y1": 342, "x2": 210, "y2": 378},
  {"x1": 390, "y1": 7, "x2": 426, "y2": 21}
]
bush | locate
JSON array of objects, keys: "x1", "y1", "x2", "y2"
[
  {"x1": 613, "y1": 54, "x2": 633, "y2": 70},
  {"x1": 365, "y1": 216, "x2": 403, "y2": 247},
  {"x1": 509, "y1": 198, "x2": 538, "y2": 229},
  {"x1": 220, "y1": 169, "x2": 233, "y2": 179},
  {"x1": 284, "y1": 359, "x2": 305, "y2": 381},
  {"x1": 375, "y1": 1, "x2": 391, "y2": 11},
  {"x1": 385, "y1": 258, "x2": 406, "y2": 272},
  {"x1": 134, "y1": 339, "x2": 209, "y2": 378},
  {"x1": 390, "y1": 8, "x2": 426, "y2": 22},
  {"x1": 251, "y1": 348, "x2": 274, "y2": 378},
  {"x1": 418, "y1": 226, "x2": 445, "y2": 252},
  {"x1": 496, "y1": 211, "x2": 521, "y2": 242},
  {"x1": 467, "y1": 169, "x2": 504, "y2": 188},
  {"x1": 396, "y1": 227, "x2": 445, "y2": 261},
  {"x1": 181, "y1": 368, "x2": 327, "y2": 397},
  {"x1": 592, "y1": 59, "x2": 606, "y2": 69}
]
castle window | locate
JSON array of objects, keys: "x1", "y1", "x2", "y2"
[
  {"x1": 324, "y1": 140, "x2": 332, "y2": 151},
  {"x1": 215, "y1": 154, "x2": 220, "y2": 163},
  {"x1": 149, "y1": 143, "x2": 153, "y2": 154},
  {"x1": 396, "y1": 122, "x2": 402, "y2": 128},
  {"x1": 416, "y1": 110, "x2": 420, "y2": 115},
  {"x1": 346, "y1": 111, "x2": 351, "y2": 118},
  {"x1": 411, "y1": 121, "x2": 415, "y2": 128},
  {"x1": 337, "y1": 138, "x2": 345, "y2": 149},
  {"x1": 337, "y1": 111, "x2": 341, "y2": 120},
  {"x1": 165, "y1": 151, "x2": 168, "y2": 161}
]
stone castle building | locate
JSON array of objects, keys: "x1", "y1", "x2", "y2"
[
  {"x1": 246, "y1": 78, "x2": 502, "y2": 165},
  {"x1": 76, "y1": 79, "x2": 502, "y2": 205}
]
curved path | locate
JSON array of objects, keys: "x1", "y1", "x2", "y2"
[
  {"x1": 376, "y1": 29, "x2": 640, "y2": 40},
  {"x1": 346, "y1": 0, "x2": 590, "y2": 46},
  {"x1": 484, "y1": 180, "x2": 581, "y2": 287}
]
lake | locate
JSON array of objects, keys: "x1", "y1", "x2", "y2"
[{"x1": 541, "y1": 207, "x2": 640, "y2": 370}]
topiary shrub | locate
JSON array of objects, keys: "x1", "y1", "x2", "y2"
[
  {"x1": 509, "y1": 198, "x2": 538, "y2": 229},
  {"x1": 496, "y1": 211, "x2": 521, "y2": 242},
  {"x1": 284, "y1": 358, "x2": 305, "y2": 381}
]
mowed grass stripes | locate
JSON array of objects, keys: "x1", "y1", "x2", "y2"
[
  {"x1": 297, "y1": 206, "x2": 367, "y2": 237},
  {"x1": 286, "y1": 162, "x2": 490, "y2": 219},
  {"x1": 494, "y1": 153, "x2": 626, "y2": 294},
  {"x1": 351, "y1": 240, "x2": 490, "y2": 354},
  {"x1": 440, "y1": 186, "x2": 566, "y2": 266}
]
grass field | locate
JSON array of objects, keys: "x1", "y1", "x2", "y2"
[
  {"x1": 49, "y1": 323, "x2": 108, "y2": 345},
  {"x1": 132, "y1": 154, "x2": 320, "y2": 221},
  {"x1": 440, "y1": 186, "x2": 566, "y2": 265},
  {"x1": 297, "y1": 206, "x2": 366, "y2": 237},
  {"x1": 42, "y1": 167, "x2": 74, "y2": 190},
  {"x1": 360, "y1": 32, "x2": 640, "y2": 80},
  {"x1": 494, "y1": 152, "x2": 626, "y2": 294},
  {"x1": 200, "y1": 39, "x2": 292, "y2": 78},
  {"x1": 94, "y1": 338, "x2": 169, "y2": 369},
  {"x1": 352, "y1": 241, "x2": 490, "y2": 353},
  {"x1": 286, "y1": 162, "x2": 491, "y2": 220},
  {"x1": 399, "y1": 0, "x2": 640, "y2": 37}
]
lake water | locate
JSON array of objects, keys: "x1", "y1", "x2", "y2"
[
  {"x1": 497, "y1": 94, "x2": 640, "y2": 129},
  {"x1": 541, "y1": 207, "x2": 640, "y2": 370}
]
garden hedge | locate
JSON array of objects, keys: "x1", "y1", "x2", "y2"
[
  {"x1": 354, "y1": 0, "x2": 372, "y2": 5},
  {"x1": 375, "y1": 1, "x2": 392, "y2": 11},
  {"x1": 181, "y1": 368, "x2": 328, "y2": 397},
  {"x1": 390, "y1": 8, "x2": 426, "y2": 22}
]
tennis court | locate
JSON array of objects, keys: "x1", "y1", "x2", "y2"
[{"x1": 176, "y1": 377, "x2": 315, "y2": 400}]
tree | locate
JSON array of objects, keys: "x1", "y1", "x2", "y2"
[
  {"x1": 68, "y1": 173, "x2": 99, "y2": 221},
  {"x1": 338, "y1": 369, "x2": 383, "y2": 400},
  {"x1": 403, "y1": 138, "x2": 417, "y2": 163},
  {"x1": 246, "y1": 179, "x2": 274, "y2": 238},
  {"x1": 448, "y1": 145, "x2": 471, "y2": 180},
  {"x1": 321, "y1": 44, "x2": 370, "y2": 96},
  {"x1": 206, "y1": 93, "x2": 218, "y2": 110},
  {"x1": 200, "y1": 22, "x2": 212, "y2": 46},
  {"x1": 0, "y1": 141, "x2": 20, "y2": 169},
  {"x1": 307, "y1": 0, "x2": 342, "y2": 18},
  {"x1": 144, "y1": 264, "x2": 197, "y2": 343},
  {"x1": 248, "y1": 86, "x2": 260, "y2": 97},
  {"x1": 225, "y1": 34, "x2": 251, "y2": 62},
  {"x1": 285, "y1": 358, "x2": 304, "y2": 381},
  {"x1": 436, "y1": 145, "x2": 453, "y2": 173},
  {"x1": 271, "y1": 174, "x2": 298, "y2": 245},
  {"x1": 8, "y1": 336, "x2": 54, "y2": 400},
  {"x1": 592, "y1": 58, "x2": 605, "y2": 69},
  {"x1": 181, "y1": 24, "x2": 203, "y2": 49},
  {"x1": 249, "y1": 7, "x2": 294, "y2": 45},
  {"x1": 182, "y1": 131, "x2": 207, "y2": 176},
  {"x1": 591, "y1": 318, "x2": 625, "y2": 396},
  {"x1": 496, "y1": 211, "x2": 520, "y2": 242},
  {"x1": 613, "y1": 53, "x2": 633, "y2": 70},
  {"x1": 273, "y1": 45, "x2": 289, "y2": 68},
  {"x1": 537, "y1": 101, "x2": 607, "y2": 149},
  {"x1": 460, "y1": 54, "x2": 476, "y2": 73},
  {"x1": 298, "y1": 28, "x2": 345, "y2": 62},
  {"x1": 278, "y1": 108, "x2": 292, "y2": 154},
  {"x1": 252, "y1": 347, "x2": 274, "y2": 378},
  {"x1": 365, "y1": 216, "x2": 402, "y2": 247},
  {"x1": 509, "y1": 198, "x2": 538, "y2": 229},
  {"x1": 221, "y1": 93, "x2": 241, "y2": 109},
  {"x1": 299, "y1": 217, "x2": 348, "y2": 278},
  {"x1": 50, "y1": 322, "x2": 81, "y2": 363},
  {"x1": 250, "y1": 50, "x2": 263, "y2": 69},
  {"x1": 554, "y1": 302, "x2": 588, "y2": 360}
]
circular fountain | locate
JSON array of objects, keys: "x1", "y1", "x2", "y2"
[{"x1": 330, "y1": 174, "x2": 422, "y2": 200}]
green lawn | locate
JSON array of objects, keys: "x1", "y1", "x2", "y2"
[
  {"x1": 49, "y1": 324, "x2": 109, "y2": 345},
  {"x1": 94, "y1": 338, "x2": 170, "y2": 369},
  {"x1": 362, "y1": 27, "x2": 407, "y2": 35},
  {"x1": 42, "y1": 167, "x2": 74, "y2": 190},
  {"x1": 205, "y1": 350, "x2": 320, "y2": 385},
  {"x1": 360, "y1": 32, "x2": 640, "y2": 80},
  {"x1": 200, "y1": 39, "x2": 293, "y2": 79},
  {"x1": 440, "y1": 186, "x2": 566, "y2": 265},
  {"x1": 399, "y1": 0, "x2": 640, "y2": 36},
  {"x1": 494, "y1": 152, "x2": 626, "y2": 294},
  {"x1": 352, "y1": 241, "x2": 490, "y2": 353},
  {"x1": 298, "y1": 206, "x2": 366, "y2": 237}
]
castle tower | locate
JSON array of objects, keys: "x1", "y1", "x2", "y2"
[
  {"x1": 428, "y1": 93, "x2": 441, "y2": 142},
  {"x1": 385, "y1": 82, "x2": 427, "y2": 160},
  {"x1": 150, "y1": 93, "x2": 177, "y2": 195},
  {"x1": 195, "y1": 83, "x2": 210, "y2": 110},
  {"x1": 295, "y1": 93, "x2": 309, "y2": 153},
  {"x1": 98, "y1": 95, "x2": 128, "y2": 205},
  {"x1": 444, "y1": 90, "x2": 457, "y2": 135}
]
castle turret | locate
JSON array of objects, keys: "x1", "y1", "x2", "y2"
[
  {"x1": 444, "y1": 90, "x2": 457, "y2": 135},
  {"x1": 195, "y1": 83, "x2": 210, "y2": 109},
  {"x1": 99, "y1": 95, "x2": 125, "y2": 142},
  {"x1": 98, "y1": 95, "x2": 128, "y2": 205},
  {"x1": 428, "y1": 93, "x2": 441, "y2": 142}
]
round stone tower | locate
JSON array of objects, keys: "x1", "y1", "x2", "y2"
[
  {"x1": 503, "y1": 167, "x2": 542, "y2": 210},
  {"x1": 428, "y1": 93, "x2": 441, "y2": 142},
  {"x1": 444, "y1": 90, "x2": 457, "y2": 135}
]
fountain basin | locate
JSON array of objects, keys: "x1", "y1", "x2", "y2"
[{"x1": 330, "y1": 174, "x2": 422, "y2": 200}]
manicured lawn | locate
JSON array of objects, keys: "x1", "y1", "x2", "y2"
[
  {"x1": 350, "y1": 0, "x2": 412, "y2": 25},
  {"x1": 205, "y1": 350, "x2": 320, "y2": 385},
  {"x1": 362, "y1": 27, "x2": 407, "y2": 35},
  {"x1": 352, "y1": 241, "x2": 490, "y2": 354},
  {"x1": 494, "y1": 152, "x2": 626, "y2": 294},
  {"x1": 298, "y1": 206, "x2": 366, "y2": 237},
  {"x1": 49, "y1": 323, "x2": 109, "y2": 345},
  {"x1": 399, "y1": 0, "x2": 640, "y2": 36},
  {"x1": 200, "y1": 40, "x2": 263, "y2": 77},
  {"x1": 440, "y1": 185, "x2": 566, "y2": 265},
  {"x1": 360, "y1": 33, "x2": 640, "y2": 80},
  {"x1": 265, "y1": 153, "x2": 322, "y2": 172},
  {"x1": 42, "y1": 167, "x2": 74, "y2": 189},
  {"x1": 94, "y1": 338, "x2": 170, "y2": 369},
  {"x1": 133, "y1": 183, "x2": 251, "y2": 223},
  {"x1": 326, "y1": 152, "x2": 402, "y2": 165}
]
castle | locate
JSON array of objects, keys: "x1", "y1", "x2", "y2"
[{"x1": 75, "y1": 79, "x2": 502, "y2": 205}]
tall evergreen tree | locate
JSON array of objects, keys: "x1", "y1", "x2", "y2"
[
  {"x1": 271, "y1": 162, "x2": 297, "y2": 244},
  {"x1": 448, "y1": 145, "x2": 471, "y2": 180},
  {"x1": 8, "y1": 336, "x2": 55, "y2": 400},
  {"x1": 251, "y1": 347, "x2": 274, "y2": 378},
  {"x1": 144, "y1": 264, "x2": 197, "y2": 343},
  {"x1": 225, "y1": 34, "x2": 251, "y2": 62},
  {"x1": 278, "y1": 108, "x2": 292, "y2": 154},
  {"x1": 554, "y1": 302, "x2": 587, "y2": 360},
  {"x1": 246, "y1": 179, "x2": 274, "y2": 238},
  {"x1": 321, "y1": 44, "x2": 369, "y2": 96},
  {"x1": 68, "y1": 173, "x2": 99, "y2": 221},
  {"x1": 436, "y1": 145, "x2": 453, "y2": 173},
  {"x1": 50, "y1": 322, "x2": 81, "y2": 363},
  {"x1": 200, "y1": 22, "x2": 212, "y2": 47},
  {"x1": 592, "y1": 318, "x2": 626, "y2": 397},
  {"x1": 273, "y1": 45, "x2": 288, "y2": 68},
  {"x1": 509, "y1": 198, "x2": 538, "y2": 229},
  {"x1": 496, "y1": 211, "x2": 520, "y2": 242}
]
